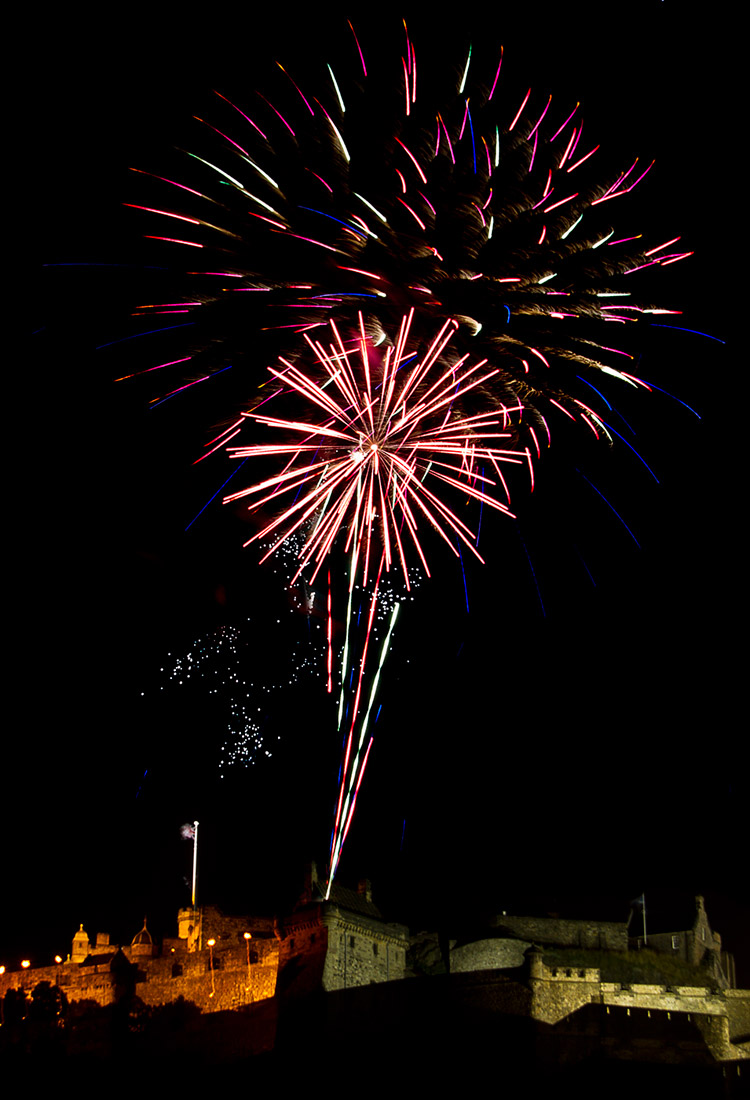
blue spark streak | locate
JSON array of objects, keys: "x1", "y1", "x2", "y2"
[
  {"x1": 96, "y1": 322, "x2": 195, "y2": 349},
  {"x1": 577, "y1": 470, "x2": 640, "y2": 547},
  {"x1": 185, "y1": 454, "x2": 249, "y2": 531},
  {"x1": 599, "y1": 420, "x2": 659, "y2": 482},
  {"x1": 298, "y1": 206, "x2": 368, "y2": 238},
  {"x1": 650, "y1": 324, "x2": 725, "y2": 344}
]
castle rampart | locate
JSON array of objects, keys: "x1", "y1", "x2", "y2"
[{"x1": 525, "y1": 953, "x2": 750, "y2": 1061}]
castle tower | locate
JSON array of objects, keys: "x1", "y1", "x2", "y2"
[
  {"x1": 178, "y1": 907, "x2": 202, "y2": 952},
  {"x1": 71, "y1": 923, "x2": 91, "y2": 964},
  {"x1": 526, "y1": 943, "x2": 545, "y2": 982}
]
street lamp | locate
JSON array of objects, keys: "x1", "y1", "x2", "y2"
[
  {"x1": 244, "y1": 932, "x2": 253, "y2": 990},
  {"x1": 207, "y1": 939, "x2": 216, "y2": 998}
]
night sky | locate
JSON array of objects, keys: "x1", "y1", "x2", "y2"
[{"x1": 15, "y1": 6, "x2": 745, "y2": 983}]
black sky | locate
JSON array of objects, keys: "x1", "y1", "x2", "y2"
[{"x1": 15, "y1": 6, "x2": 745, "y2": 980}]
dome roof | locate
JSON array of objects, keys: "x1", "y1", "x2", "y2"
[{"x1": 131, "y1": 919, "x2": 153, "y2": 946}]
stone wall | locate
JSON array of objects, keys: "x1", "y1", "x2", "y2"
[
  {"x1": 599, "y1": 982, "x2": 749, "y2": 1061},
  {"x1": 321, "y1": 906, "x2": 409, "y2": 990},
  {"x1": 0, "y1": 939, "x2": 279, "y2": 1016},
  {"x1": 524, "y1": 951, "x2": 750, "y2": 1063},
  {"x1": 177, "y1": 905, "x2": 276, "y2": 952},
  {"x1": 726, "y1": 989, "x2": 750, "y2": 1043},
  {"x1": 134, "y1": 940, "x2": 279, "y2": 1013},
  {"x1": 490, "y1": 914, "x2": 627, "y2": 951},
  {"x1": 450, "y1": 937, "x2": 530, "y2": 973},
  {"x1": 528, "y1": 951, "x2": 601, "y2": 1024}
]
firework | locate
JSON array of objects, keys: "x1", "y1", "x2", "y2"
[
  {"x1": 152, "y1": 622, "x2": 339, "y2": 775},
  {"x1": 118, "y1": 22, "x2": 690, "y2": 889},
  {"x1": 221, "y1": 306, "x2": 531, "y2": 887},
  {"x1": 224, "y1": 309, "x2": 523, "y2": 591},
  {"x1": 121, "y1": 23, "x2": 686, "y2": 445}
]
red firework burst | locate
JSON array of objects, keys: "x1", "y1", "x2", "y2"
[{"x1": 222, "y1": 308, "x2": 531, "y2": 592}]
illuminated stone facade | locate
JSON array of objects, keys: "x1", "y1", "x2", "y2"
[
  {"x1": 0, "y1": 911, "x2": 279, "y2": 1016},
  {"x1": 275, "y1": 867, "x2": 409, "y2": 992},
  {"x1": 1, "y1": 887, "x2": 746, "y2": 1070}
]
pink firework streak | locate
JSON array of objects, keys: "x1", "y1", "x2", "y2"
[
  {"x1": 224, "y1": 309, "x2": 522, "y2": 588},
  {"x1": 223, "y1": 309, "x2": 526, "y2": 884}
]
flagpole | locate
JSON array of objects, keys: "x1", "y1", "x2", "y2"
[
  {"x1": 191, "y1": 820, "x2": 199, "y2": 908},
  {"x1": 642, "y1": 893, "x2": 647, "y2": 945}
]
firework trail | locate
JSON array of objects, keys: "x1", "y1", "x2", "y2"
[
  {"x1": 118, "y1": 22, "x2": 689, "y2": 888},
  {"x1": 221, "y1": 306, "x2": 529, "y2": 885}
]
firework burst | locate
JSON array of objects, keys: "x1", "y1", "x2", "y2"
[
  {"x1": 224, "y1": 309, "x2": 523, "y2": 592},
  {"x1": 116, "y1": 21, "x2": 691, "y2": 890},
  {"x1": 121, "y1": 21, "x2": 686, "y2": 456}
]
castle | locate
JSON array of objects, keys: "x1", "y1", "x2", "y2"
[
  {"x1": 0, "y1": 866, "x2": 409, "y2": 1016},
  {"x1": 2, "y1": 880, "x2": 747, "y2": 1079}
]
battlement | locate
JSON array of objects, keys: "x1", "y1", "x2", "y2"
[
  {"x1": 540, "y1": 961, "x2": 600, "y2": 982},
  {"x1": 601, "y1": 980, "x2": 733, "y2": 1014},
  {"x1": 527, "y1": 950, "x2": 750, "y2": 1060}
]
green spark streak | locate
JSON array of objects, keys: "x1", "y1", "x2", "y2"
[
  {"x1": 337, "y1": 543, "x2": 358, "y2": 731},
  {"x1": 459, "y1": 45, "x2": 472, "y2": 94},
  {"x1": 331, "y1": 601, "x2": 400, "y2": 873}
]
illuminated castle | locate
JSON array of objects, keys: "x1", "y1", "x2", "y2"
[
  {"x1": 0, "y1": 866, "x2": 409, "y2": 1017},
  {"x1": 1, "y1": 885, "x2": 747, "y2": 1077}
]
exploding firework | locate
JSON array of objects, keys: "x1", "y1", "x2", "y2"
[
  {"x1": 225, "y1": 310, "x2": 523, "y2": 590},
  {"x1": 115, "y1": 21, "x2": 693, "y2": 889},
  {"x1": 120, "y1": 22, "x2": 686, "y2": 444}
]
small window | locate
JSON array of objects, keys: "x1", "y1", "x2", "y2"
[
  {"x1": 172, "y1": 963, "x2": 183, "y2": 978},
  {"x1": 672, "y1": 935, "x2": 679, "y2": 950},
  {"x1": 350, "y1": 936, "x2": 355, "y2": 949},
  {"x1": 373, "y1": 943, "x2": 379, "y2": 957}
]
